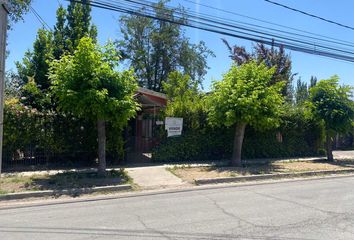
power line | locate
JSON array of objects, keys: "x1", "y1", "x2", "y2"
[
  {"x1": 68, "y1": 0, "x2": 354, "y2": 63},
  {"x1": 119, "y1": 0, "x2": 354, "y2": 55},
  {"x1": 133, "y1": 0, "x2": 354, "y2": 50},
  {"x1": 182, "y1": 0, "x2": 354, "y2": 46},
  {"x1": 114, "y1": 0, "x2": 354, "y2": 54},
  {"x1": 264, "y1": 0, "x2": 354, "y2": 31},
  {"x1": 30, "y1": 6, "x2": 52, "y2": 31},
  {"x1": 91, "y1": 0, "x2": 354, "y2": 62},
  {"x1": 113, "y1": 0, "x2": 354, "y2": 54}
]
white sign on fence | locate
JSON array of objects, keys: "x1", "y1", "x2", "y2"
[{"x1": 165, "y1": 117, "x2": 183, "y2": 137}]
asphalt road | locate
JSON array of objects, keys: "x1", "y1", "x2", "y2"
[{"x1": 2, "y1": 176, "x2": 354, "y2": 240}]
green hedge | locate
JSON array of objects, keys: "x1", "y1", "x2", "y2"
[
  {"x1": 3, "y1": 99, "x2": 126, "y2": 166},
  {"x1": 152, "y1": 127, "x2": 232, "y2": 162},
  {"x1": 152, "y1": 110, "x2": 324, "y2": 162}
]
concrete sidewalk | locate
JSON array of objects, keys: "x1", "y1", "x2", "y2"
[
  {"x1": 126, "y1": 166, "x2": 190, "y2": 189},
  {"x1": 2, "y1": 151, "x2": 354, "y2": 185}
]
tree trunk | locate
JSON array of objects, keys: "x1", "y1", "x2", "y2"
[
  {"x1": 231, "y1": 123, "x2": 247, "y2": 167},
  {"x1": 326, "y1": 132, "x2": 334, "y2": 161},
  {"x1": 97, "y1": 119, "x2": 106, "y2": 176}
]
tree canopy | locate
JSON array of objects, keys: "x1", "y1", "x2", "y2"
[
  {"x1": 163, "y1": 71, "x2": 206, "y2": 130},
  {"x1": 50, "y1": 37, "x2": 139, "y2": 174},
  {"x1": 7, "y1": 0, "x2": 32, "y2": 29},
  {"x1": 119, "y1": 0, "x2": 213, "y2": 92},
  {"x1": 223, "y1": 40, "x2": 294, "y2": 98},
  {"x1": 50, "y1": 37, "x2": 139, "y2": 124},
  {"x1": 207, "y1": 61, "x2": 285, "y2": 165},
  {"x1": 15, "y1": 1, "x2": 98, "y2": 110},
  {"x1": 309, "y1": 76, "x2": 354, "y2": 160},
  {"x1": 208, "y1": 61, "x2": 284, "y2": 129}
]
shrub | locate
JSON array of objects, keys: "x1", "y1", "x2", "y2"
[
  {"x1": 3, "y1": 99, "x2": 98, "y2": 166},
  {"x1": 152, "y1": 106, "x2": 324, "y2": 162}
]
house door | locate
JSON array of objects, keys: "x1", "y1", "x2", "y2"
[{"x1": 126, "y1": 114, "x2": 161, "y2": 163}]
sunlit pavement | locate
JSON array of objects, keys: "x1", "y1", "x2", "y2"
[{"x1": 1, "y1": 174, "x2": 354, "y2": 239}]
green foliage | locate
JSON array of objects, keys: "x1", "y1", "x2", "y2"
[
  {"x1": 65, "y1": 0, "x2": 97, "y2": 53},
  {"x1": 4, "y1": 70, "x2": 21, "y2": 99},
  {"x1": 310, "y1": 76, "x2": 317, "y2": 88},
  {"x1": 207, "y1": 61, "x2": 284, "y2": 130},
  {"x1": 119, "y1": 0, "x2": 214, "y2": 91},
  {"x1": 21, "y1": 76, "x2": 51, "y2": 110},
  {"x1": 7, "y1": 3, "x2": 129, "y2": 167},
  {"x1": 3, "y1": 98, "x2": 99, "y2": 165},
  {"x1": 309, "y1": 76, "x2": 354, "y2": 135},
  {"x1": 3, "y1": 98, "x2": 39, "y2": 155},
  {"x1": 53, "y1": 5, "x2": 67, "y2": 59},
  {"x1": 279, "y1": 104, "x2": 324, "y2": 154},
  {"x1": 152, "y1": 106, "x2": 324, "y2": 162},
  {"x1": 16, "y1": 28, "x2": 53, "y2": 89},
  {"x1": 16, "y1": 1, "x2": 97, "y2": 110},
  {"x1": 15, "y1": 29, "x2": 53, "y2": 110},
  {"x1": 50, "y1": 37, "x2": 139, "y2": 125},
  {"x1": 152, "y1": 127, "x2": 232, "y2": 162},
  {"x1": 162, "y1": 71, "x2": 207, "y2": 130},
  {"x1": 295, "y1": 78, "x2": 309, "y2": 105},
  {"x1": 223, "y1": 40, "x2": 295, "y2": 98},
  {"x1": 7, "y1": 0, "x2": 32, "y2": 29}
]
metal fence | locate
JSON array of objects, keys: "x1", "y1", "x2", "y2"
[{"x1": 2, "y1": 148, "x2": 98, "y2": 172}]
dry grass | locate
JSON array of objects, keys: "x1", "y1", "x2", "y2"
[
  {"x1": 0, "y1": 169, "x2": 131, "y2": 195},
  {"x1": 170, "y1": 160, "x2": 354, "y2": 183}
]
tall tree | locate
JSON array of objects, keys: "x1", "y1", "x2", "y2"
[
  {"x1": 223, "y1": 40, "x2": 295, "y2": 99},
  {"x1": 119, "y1": 0, "x2": 213, "y2": 92},
  {"x1": 53, "y1": 5, "x2": 67, "y2": 59},
  {"x1": 16, "y1": 1, "x2": 98, "y2": 109},
  {"x1": 16, "y1": 28, "x2": 53, "y2": 110},
  {"x1": 310, "y1": 76, "x2": 317, "y2": 88},
  {"x1": 207, "y1": 61, "x2": 284, "y2": 166},
  {"x1": 295, "y1": 78, "x2": 309, "y2": 105},
  {"x1": 309, "y1": 76, "x2": 354, "y2": 161},
  {"x1": 65, "y1": 0, "x2": 97, "y2": 53},
  {"x1": 53, "y1": 1, "x2": 97, "y2": 57},
  {"x1": 50, "y1": 37, "x2": 139, "y2": 175}
]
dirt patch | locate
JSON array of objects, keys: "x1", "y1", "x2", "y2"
[
  {"x1": 0, "y1": 176, "x2": 33, "y2": 194},
  {"x1": 0, "y1": 169, "x2": 131, "y2": 195},
  {"x1": 170, "y1": 160, "x2": 354, "y2": 183}
]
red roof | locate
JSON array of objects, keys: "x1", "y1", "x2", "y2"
[{"x1": 136, "y1": 87, "x2": 167, "y2": 108}]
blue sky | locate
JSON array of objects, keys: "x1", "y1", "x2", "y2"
[{"x1": 6, "y1": 0, "x2": 354, "y2": 90}]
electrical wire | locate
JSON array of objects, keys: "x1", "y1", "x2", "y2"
[
  {"x1": 66, "y1": 0, "x2": 354, "y2": 63},
  {"x1": 116, "y1": 0, "x2": 354, "y2": 55},
  {"x1": 94, "y1": 0, "x2": 354, "y2": 61},
  {"x1": 182, "y1": 0, "x2": 354, "y2": 47},
  {"x1": 30, "y1": 6, "x2": 52, "y2": 31},
  {"x1": 264, "y1": 0, "x2": 354, "y2": 31},
  {"x1": 109, "y1": 0, "x2": 354, "y2": 54},
  {"x1": 114, "y1": 0, "x2": 354, "y2": 54}
]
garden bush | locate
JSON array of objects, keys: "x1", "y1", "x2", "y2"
[
  {"x1": 3, "y1": 99, "x2": 98, "y2": 167},
  {"x1": 152, "y1": 107, "x2": 324, "y2": 162}
]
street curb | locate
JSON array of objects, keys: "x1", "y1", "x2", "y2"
[
  {"x1": 2, "y1": 174, "x2": 354, "y2": 210},
  {"x1": 0, "y1": 184, "x2": 132, "y2": 201},
  {"x1": 194, "y1": 169, "x2": 354, "y2": 185}
]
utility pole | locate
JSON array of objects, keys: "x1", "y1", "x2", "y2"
[{"x1": 0, "y1": 0, "x2": 8, "y2": 176}]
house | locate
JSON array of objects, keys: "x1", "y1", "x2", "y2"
[{"x1": 125, "y1": 87, "x2": 167, "y2": 163}]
